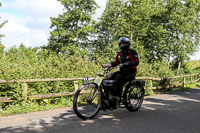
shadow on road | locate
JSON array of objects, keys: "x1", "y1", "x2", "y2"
[{"x1": 1, "y1": 88, "x2": 200, "y2": 133}]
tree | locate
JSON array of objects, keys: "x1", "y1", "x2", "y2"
[
  {"x1": 136, "y1": 0, "x2": 200, "y2": 74},
  {"x1": 92, "y1": 0, "x2": 122, "y2": 62},
  {"x1": 161, "y1": 0, "x2": 200, "y2": 74},
  {"x1": 45, "y1": 0, "x2": 99, "y2": 54}
]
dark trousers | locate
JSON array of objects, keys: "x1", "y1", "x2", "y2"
[{"x1": 106, "y1": 70, "x2": 135, "y2": 98}]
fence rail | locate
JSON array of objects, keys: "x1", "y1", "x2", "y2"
[{"x1": 0, "y1": 73, "x2": 199, "y2": 103}]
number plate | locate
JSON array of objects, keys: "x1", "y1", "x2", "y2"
[{"x1": 94, "y1": 76, "x2": 103, "y2": 86}]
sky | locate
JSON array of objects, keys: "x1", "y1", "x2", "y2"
[
  {"x1": 0, "y1": 0, "x2": 199, "y2": 60},
  {"x1": 0, "y1": 0, "x2": 107, "y2": 48}
]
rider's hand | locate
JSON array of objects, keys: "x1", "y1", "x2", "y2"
[
  {"x1": 122, "y1": 62, "x2": 130, "y2": 67},
  {"x1": 102, "y1": 63, "x2": 111, "y2": 68}
]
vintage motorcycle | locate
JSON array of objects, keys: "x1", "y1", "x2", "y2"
[{"x1": 73, "y1": 64, "x2": 145, "y2": 120}]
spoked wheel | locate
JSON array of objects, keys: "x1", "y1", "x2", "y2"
[
  {"x1": 123, "y1": 84, "x2": 144, "y2": 112},
  {"x1": 73, "y1": 83, "x2": 101, "y2": 120}
]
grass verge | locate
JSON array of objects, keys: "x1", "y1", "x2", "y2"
[
  {"x1": 145, "y1": 82, "x2": 200, "y2": 96},
  {"x1": 0, "y1": 96, "x2": 73, "y2": 117}
]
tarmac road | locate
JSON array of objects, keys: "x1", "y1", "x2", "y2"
[{"x1": 0, "y1": 88, "x2": 200, "y2": 133}]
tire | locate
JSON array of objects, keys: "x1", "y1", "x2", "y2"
[
  {"x1": 73, "y1": 83, "x2": 101, "y2": 120},
  {"x1": 123, "y1": 84, "x2": 144, "y2": 112}
]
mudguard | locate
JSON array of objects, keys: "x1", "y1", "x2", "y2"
[{"x1": 135, "y1": 80, "x2": 145, "y2": 86}]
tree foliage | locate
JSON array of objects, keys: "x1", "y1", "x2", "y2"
[
  {"x1": 93, "y1": 0, "x2": 200, "y2": 72},
  {"x1": 43, "y1": 0, "x2": 200, "y2": 70},
  {"x1": 0, "y1": 45, "x2": 100, "y2": 99},
  {"x1": 46, "y1": 0, "x2": 98, "y2": 54},
  {"x1": 40, "y1": 0, "x2": 200, "y2": 76}
]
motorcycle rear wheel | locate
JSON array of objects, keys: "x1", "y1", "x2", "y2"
[{"x1": 123, "y1": 84, "x2": 144, "y2": 112}]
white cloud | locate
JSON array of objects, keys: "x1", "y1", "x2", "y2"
[
  {"x1": 2, "y1": 0, "x2": 63, "y2": 18},
  {"x1": 94, "y1": 0, "x2": 107, "y2": 19},
  {"x1": 0, "y1": 0, "x2": 64, "y2": 49},
  {"x1": 0, "y1": 12, "x2": 48, "y2": 48}
]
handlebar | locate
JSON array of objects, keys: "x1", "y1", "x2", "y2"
[{"x1": 102, "y1": 64, "x2": 123, "y2": 73}]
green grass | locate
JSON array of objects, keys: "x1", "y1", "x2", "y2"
[
  {"x1": 145, "y1": 82, "x2": 200, "y2": 96},
  {"x1": 185, "y1": 82, "x2": 200, "y2": 88},
  {"x1": 170, "y1": 82, "x2": 200, "y2": 93},
  {"x1": 0, "y1": 96, "x2": 73, "y2": 117}
]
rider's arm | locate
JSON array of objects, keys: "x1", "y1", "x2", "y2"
[
  {"x1": 111, "y1": 52, "x2": 121, "y2": 67},
  {"x1": 129, "y1": 49, "x2": 139, "y2": 66}
]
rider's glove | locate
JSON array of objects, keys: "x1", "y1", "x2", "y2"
[{"x1": 122, "y1": 62, "x2": 130, "y2": 67}]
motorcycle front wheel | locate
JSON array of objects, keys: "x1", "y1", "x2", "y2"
[{"x1": 73, "y1": 83, "x2": 101, "y2": 120}]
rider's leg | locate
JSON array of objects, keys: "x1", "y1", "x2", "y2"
[
  {"x1": 115, "y1": 70, "x2": 136, "y2": 99},
  {"x1": 114, "y1": 72, "x2": 125, "y2": 99}
]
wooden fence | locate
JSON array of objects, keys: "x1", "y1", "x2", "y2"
[{"x1": 0, "y1": 73, "x2": 199, "y2": 103}]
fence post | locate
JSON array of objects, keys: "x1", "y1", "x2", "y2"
[
  {"x1": 198, "y1": 73, "x2": 200, "y2": 80},
  {"x1": 150, "y1": 80, "x2": 153, "y2": 88},
  {"x1": 22, "y1": 83, "x2": 28, "y2": 101},
  {"x1": 183, "y1": 77, "x2": 186, "y2": 87},
  {"x1": 74, "y1": 81, "x2": 79, "y2": 92},
  {"x1": 169, "y1": 78, "x2": 171, "y2": 88}
]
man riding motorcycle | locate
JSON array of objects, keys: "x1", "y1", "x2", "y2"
[{"x1": 102, "y1": 37, "x2": 139, "y2": 102}]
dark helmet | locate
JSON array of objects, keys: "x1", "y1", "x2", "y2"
[{"x1": 118, "y1": 37, "x2": 130, "y2": 51}]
